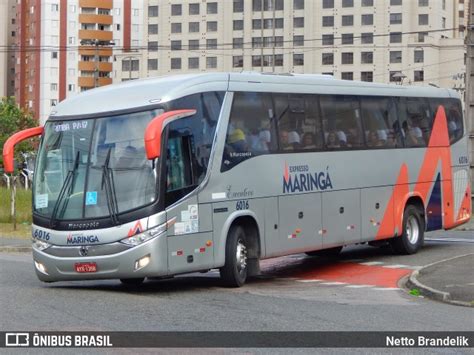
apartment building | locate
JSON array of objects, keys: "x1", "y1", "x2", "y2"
[
  {"x1": 0, "y1": 0, "x2": 16, "y2": 98},
  {"x1": 140, "y1": 0, "x2": 464, "y2": 90},
  {"x1": 14, "y1": 0, "x2": 144, "y2": 123}
]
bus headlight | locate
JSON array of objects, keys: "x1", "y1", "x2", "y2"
[
  {"x1": 120, "y1": 222, "x2": 166, "y2": 246},
  {"x1": 32, "y1": 239, "x2": 51, "y2": 251}
]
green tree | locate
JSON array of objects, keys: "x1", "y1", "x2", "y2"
[{"x1": 0, "y1": 97, "x2": 38, "y2": 170}]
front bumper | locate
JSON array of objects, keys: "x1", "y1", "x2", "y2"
[{"x1": 32, "y1": 232, "x2": 168, "y2": 282}]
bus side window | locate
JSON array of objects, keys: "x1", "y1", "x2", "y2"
[
  {"x1": 320, "y1": 95, "x2": 364, "y2": 150},
  {"x1": 431, "y1": 98, "x2": 463, "y2": 144},
  {"x1": 360, "y1": 96, "x2": 400, "y2": 148},
  {"x1": 165, "y1": 132, "x2": 195, "y2": 207},
  {"x1": 221, "y1": 92, "x2": 276, "y2": 171},
  {"x1": 398, "y1": 97, "x2": 429, "y2": 147}
]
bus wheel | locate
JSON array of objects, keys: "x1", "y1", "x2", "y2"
[
  {"x1": 220, "y1": 225, "x2": 248, "y2": 287},
  {"x1": 120, "y1": 278, "x2": 145, "y2": 286},
  {"x1": 305, "y1": 246, "x2": 343, "y2": 257},
  {"x1": 390, "y1": 205, "x2": 424, "y2": 255}
]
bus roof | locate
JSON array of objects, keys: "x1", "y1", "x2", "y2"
[{"x1": 50, "y1": 72, "x2": 458, "y2": 119}]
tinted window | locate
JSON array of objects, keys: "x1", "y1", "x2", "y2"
[
  {"x1": 398, "y1": 97, "x2": 431, "y2": 147},
  {"x1": 222, "y1": 92, "x2": 276, "y2": 171},
  {"x1": 320, "y1": 95, "x2": 363, "y2": 149},
  {"x1": 360, "y1": 96, "x2": 402, "y2": 148},
  {"x1": 429, "y1": 98, "x2": 463, "y2": 144},
  {"x1": 274, "y1": 94, "x2": 324, "y2": 152}
]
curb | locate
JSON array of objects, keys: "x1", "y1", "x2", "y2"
[
  {"x1": 0, "y1": 246, "x2": 32, "y2": 253},
  {"x1": 404, "y1": 253, "x2": 474, "y2": 308}
]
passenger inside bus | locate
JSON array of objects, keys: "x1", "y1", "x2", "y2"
[
  {"x1": 288, "y1": 131, "x2": 301, "y2": 150},
  {"x1": 279, "y1": 130, "x2": 293, "y2": 151},
  {"x1": 302, "y1": 132, "x2": 318, "y2": 150},
  {"x1": 326, "y1": 131, "x2": 340, "y2": 149}
]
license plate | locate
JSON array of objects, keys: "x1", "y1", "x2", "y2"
[{"x1": 75, "y1": 262, "x2": 97, "y2": 273}]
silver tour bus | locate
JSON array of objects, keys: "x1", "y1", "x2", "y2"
[{"x1": 3, "y1": 73, "x2": 471, "y2": 287}]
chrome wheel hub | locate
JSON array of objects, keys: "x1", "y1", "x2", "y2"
[
  {"x1": 406, "y1": 215, "x2": 420, "y2": 245},
  {"x1": 236, "y1": 239, "x2": 247, "y2": 273}
]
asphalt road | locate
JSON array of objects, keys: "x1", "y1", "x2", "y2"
[{"x1": 0, "y1": 231, "x2": 473, "y2": 352}]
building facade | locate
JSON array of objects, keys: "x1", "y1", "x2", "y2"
[
  {"x1": 0, "y1": 0, "x2": 16, "y2": 98},
  {"x1": 139, "y1": 0, "x2": 464, "y2": 89},
  {"x1": 14, "y1": 0, "x2": 144, "y2": 123}
]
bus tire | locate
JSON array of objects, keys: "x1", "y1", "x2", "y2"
[
  {"x1": 220, "y1": 225, "x2": 248, "y2": 287},
  {"x1": 305, "y1": 246, "x2": 343, "y2": 257},
  {"x1": 120, "y1": 277, "x2": 145, "y2": 286},
  {"x1": 390, "y1": 205, "x2": 424, "y2": 255}
]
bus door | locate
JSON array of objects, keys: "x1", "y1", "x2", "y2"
[
  {"x1": 274, "y1": 193, "x2": 323, "y2": 256},
  {"x1": 321, "y1": 189, "x2": 361, "y2": 248},
  {"x1": 164, "y1": 128, "x2": 214, "y2": 274}
]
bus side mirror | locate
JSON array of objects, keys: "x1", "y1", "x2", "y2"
[
  {"x1": 3, "y1": 126, "x2": 44, "y2": 173},
  {"x1": 144, "y1": 109, "x2": 196, "y2": 160}
]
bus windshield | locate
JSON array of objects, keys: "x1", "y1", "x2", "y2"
[{"x1": 34, "y1": 109, "x2": 162, "y2": 221}]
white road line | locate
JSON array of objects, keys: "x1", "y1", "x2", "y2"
[
  {"x1": 344, "y1": 285, "x2": 376, "y2": 288},
  {"x1": 359, "y1": 261, "x2": 384, "y2": 266},
  {"x1": 426, "y1": 238, "x2": 474, "y2": 243},
  {"x1": 382, "y1": 264, "x2": 410, "y2": 269},
  {"x1": 296, "y1": 279, "x2": 323, "y2": 283},
  {"x1": 319, "y1": 282, "x2": 348, "y2": 286},
  {"x1": 373, "y1": 287, "x2": 400, "y2": 291}
]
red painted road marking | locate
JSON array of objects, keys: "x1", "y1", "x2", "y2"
[{"x1": 298, "y1": 262, "x2": 411, "y2": 288}]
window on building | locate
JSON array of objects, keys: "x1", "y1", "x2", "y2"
[
  {"x1": 361, "y1": 71, "x2": 373, "y2": 82},
  {"x1": 189, "y1": 3, "x2": 199, "y2": 15},
  {"x1": 362, "y1": 0, "x2": 374, "y2": 6},
  {"x1": 171, "y1": 4, "x2": 182, "y2": 16},
  {"x1": 361, "y1": 51, "x2": 373, "y2": 64},
  {"x1": 189, "y1": 40, "x2": 199, "y2": 50},
  {"x1": 207, "y1": 57, "x2": 217, "y2": 69},
  {"x1": 68, "y1": 84, "x2": 75, "y2": 91},
  {"x1": 188, "y1": 57, "x2": 199, "y2": 69},
  {"x1": 414, "y1": 70, "x2": 424, "y2": 82},
  {"x1": 133, "y1": 8, "x2": 139, "y2": 16},
  {"x1": 390, "y1": 0, "x2": 402, "y2": 5},
  {"x1": 342, "y1": 15, "x2": 354, "y2": 26},
  {"x1": 294, "y1": 0, "x2": 304, "y2": 10},
  {"x1": 233, "y1": 0, "x2": 244, "y2": 12},
  {"x1": 322, "y1": 16, "x2": 334, "y2": 27},
  {"x1": 148, "y1": 24, "x2": 158, "y2": 34},
  {"x1": 233, "y1": 20, "x2": 244, "y2": 30},
  {"x1": 442, "y1": 0, "x2": 446, "y2": 10},
  {"x1": 252, "y1": 37, "x2": 263, "y2": 48},
  {"x1": 342, "y1": 34, "x2": 354, "y2": 45},
  {"x1": 322, "y1": 0, "x2": 334, "y2": 9},
  {"x1": 122, "y1": 59, "x2": 139, "y2": 71},
  {"x1": 418, "y1": 32, "x2": 428, "y2": 42},
  {"x1": 293, "y1": 53, "x2": 304, "y2": 66},
  {"x1": 390, "y1": 13, "x2": 402, "y2": 24},
  {"x1": 207, "y1": 2, "x2": 218, "y2": 14},
  {"x1": 233, "y1": 56, "x2": 243, "y2": 68},
  {"x1": 148, "y1": 5, "x2": 158, "y2": 17},
  {"x1": 51, "y1": 52, "x2": 58, "y2": 59},
  {"x1": 51, "y1": 99, "x2": 58, "y2": 106},
  {"x1": 341, "y1": 52, "x2": 354, "y2": 64},
  {"x1": 231, "y1": 38, "x2": 242, "y2": 49},
  {"x1": 206, "y1": 39, "x2": 217, "y2": 49},
  {"x1": 390, "y1": 51, "x2": 402, "y2": 63},
  {"x1": 390, "y1": 32, "x2": 402, "y2": 43},
  {"x1": 253, "y1": 0, "x2": 284, "y2": 11},
  {"x1": 389, "y1": 71, "x2": 403, "y2": 82},
  {"x1": 171, "y1": 40, "x2": 182, "y2": 50},
  {"x1": 322, "y1": 53, "x2": 334, "y2": 65},
  {"x1": 419, "y1": 14, "x2": 429, "y2": 25},
  {"x1": 207, "y1": 21, "x2": 218, "y2": 32},
  {"x1": 148, "y1": 58, "x2": 158, "y2": 70},
  {"x1": 70, "y1": 5, "x2": 76, "y2": 12},
  {"x1": 362, "y1": 14, "x2": 373, "y2": 25},
  {"x1": 148, "y1": 41, "x2": 158, "y2": 51},
  {"x1": 361, "y1": 32, "x2": 374, "y2": 44},
  {"x1": 341, "y1": 72, "x2": 353, "y2": 80},
  {"x1": 189, "y1": 22, "x2": 199, "y2": 32},
  {"x1": 171, "y1": 23, "x2": 182, "y2": 33},
  {"x1": 116, "y1": 24, "x2": 121, "y2": 31},
  {"x1": 51, "y1": 4, "x2": 58, "y2": 11},
  {"x1": 294, "y1": 17, "x2": 304, "y2": 28},
  {"x1": 413, "y1": 50, "x2": 424, "y2": 63},
  {"x1": 171, "y1": 58, "x2": 181, "y2": 69},
  {"x1": 293, "y1": 35, "x2": 304, "y2": 46},
  {"x1": 418, "y1": 0, "x2": 428, "y2": 6},
  {"x1": 51, "y1": 83, "x2": 57, "y2": 91},
  {"x1": 322, "y1": 34, "x2": 334, "y2": 45},
  {"x1": 342, "y1": 0, "x2": 354, "y2": 7}
]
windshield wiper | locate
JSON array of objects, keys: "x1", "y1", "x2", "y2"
[
  {"x1": 49, "y1": 151, "x2": 80, "y2": 228},
  {"x1": 101, "y1": 147, "x2": 120, "y2": 225}
]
